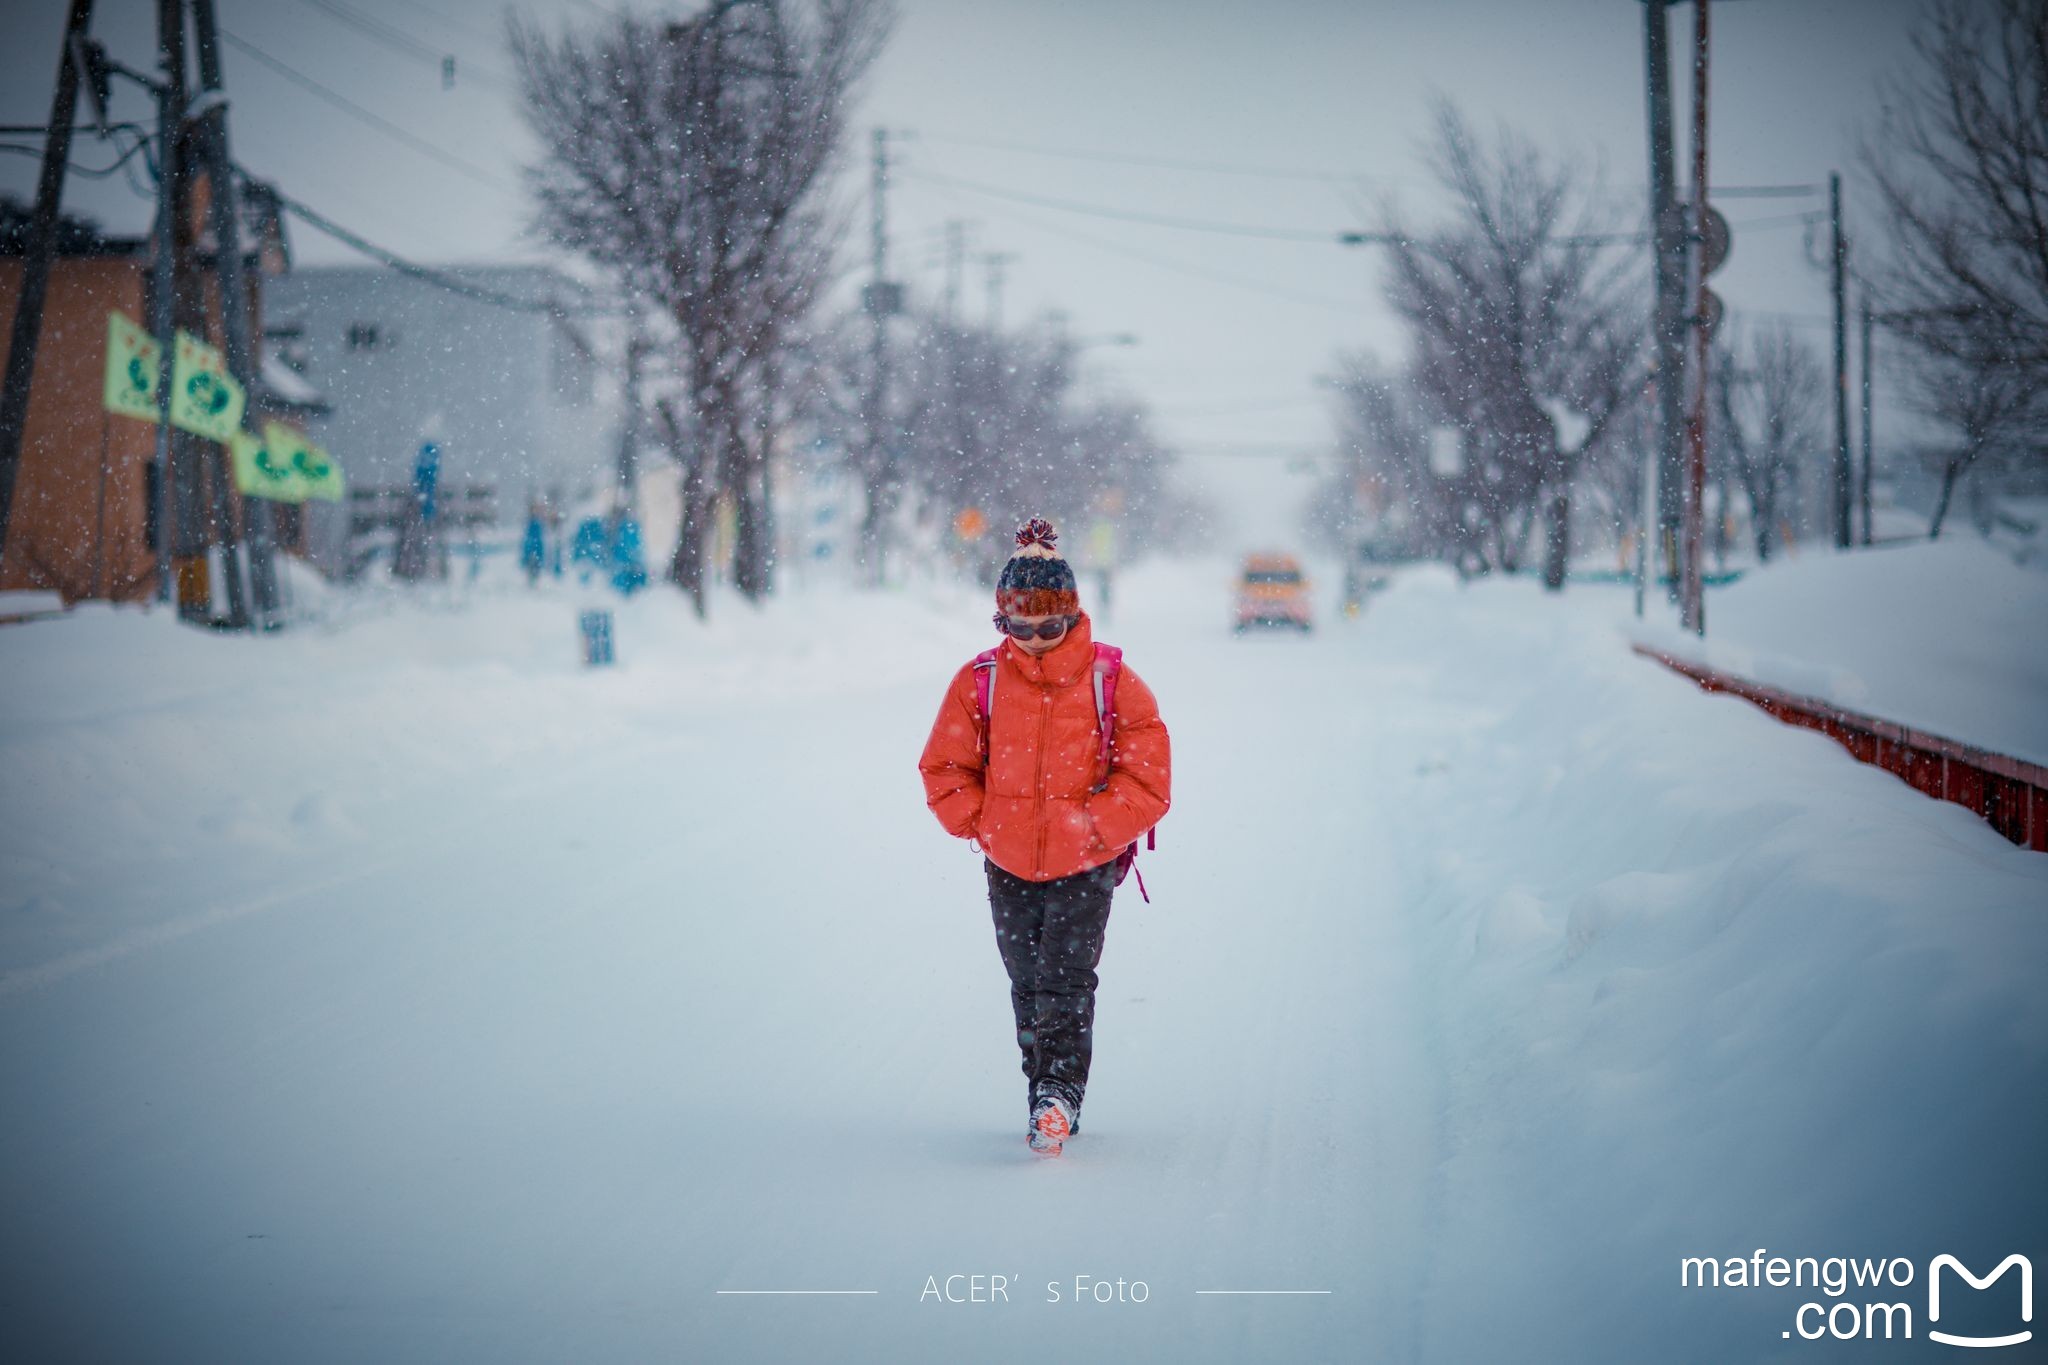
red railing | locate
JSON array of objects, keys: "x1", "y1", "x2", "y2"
[{"x1": 1633, "y1": 646, "x2": 2048, "y2": 853}]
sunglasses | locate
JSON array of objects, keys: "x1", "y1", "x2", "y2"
[{"x1": 993, "y1": 614, "x2": 1076, "y2": 641}]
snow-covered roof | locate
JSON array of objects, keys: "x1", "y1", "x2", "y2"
[{"x1": 256, "y1": 352, "x2": 327, "y2": 413}]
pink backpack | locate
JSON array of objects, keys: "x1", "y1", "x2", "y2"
[{"x1": 972, "y1": 642, "x2": 1155, "y2": 902}]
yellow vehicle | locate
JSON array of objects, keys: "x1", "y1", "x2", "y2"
[{"x1": 1234, "y1": 553, "x2": 1312, "y2": 632}]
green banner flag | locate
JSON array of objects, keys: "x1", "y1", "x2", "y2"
[
  {"x1": 170, "y1": 329, "x2": 245, "y2": 442},
  {"x1": 230, "y1": 428, "x2": 308, "y2": 502},
  {"x1": 103, "y1": 311, "x2": 161, "y2": 422},
  {"x1": 265, "y1": 422, "x2": 344, "y2": 501}
]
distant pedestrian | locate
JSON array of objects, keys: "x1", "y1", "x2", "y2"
[{"x1": 521, "y1": 506, "x2": 547, "y2": 586}]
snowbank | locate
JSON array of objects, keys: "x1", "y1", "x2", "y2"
[
  {"x1": 1634, "y1": 536, "x2": 2048, "y2": 765},
  {"x1": 1369, "y1": 567, "x2": 2047, "y2": 1359}
]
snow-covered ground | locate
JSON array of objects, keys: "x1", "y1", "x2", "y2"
[
  {"x1": 1636, "y1": 536, "x2": 2048, "y2": 765},
  {"x1": 2, "y1": 555, "x2": 2043, "y2": 1363}
]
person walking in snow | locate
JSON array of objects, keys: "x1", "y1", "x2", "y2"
[
  {"x1": 520, "y1": 504, "x2": 548, "y2": 586},
  {"x1": 919, "y1": 518, "x2": 1172, "y2": 1157}
]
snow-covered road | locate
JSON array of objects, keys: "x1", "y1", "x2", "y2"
[{"x1": 4, "y1": 559, "x2": 2043, "y2": 1362}]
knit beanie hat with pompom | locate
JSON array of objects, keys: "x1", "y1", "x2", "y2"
[{"x1": 995, "y1": 517, "x2": 1079, "y2": 618}]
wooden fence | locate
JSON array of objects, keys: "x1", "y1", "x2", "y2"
[{"x1": 1634, "y1": 646, "x2": 2048, "y2": 853}]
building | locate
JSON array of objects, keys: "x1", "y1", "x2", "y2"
[
  {"x1": 0, "y1": 187, "x2": 305, "y2": 608},
  {"x1": 264, "y1": 265, "x2": 619, "y2": 577}
]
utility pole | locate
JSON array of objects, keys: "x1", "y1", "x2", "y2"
[
  {"x1": 191, "y1": 0, "x2": 266, "y2": 628},
  {"x1": 1830, "y1": 171, "x2": 1851, "y2": 548},
  {"x1": 858, "y1": 127, "x2": 902, "y2": 584},
  {"x1": 1858, "y1": 293, "x2": 1874, "y2": 546},
  {"x1": 942, "y1": 220, "x2": 968, "y2": 493},
  {"x1": 161, "y1": 0, "x2": 246, "y2": 625},
  {"x1": 173, "y1": 133, "x2": 249, "y2": 628},
  {"x1": 868, "y1": 126, "x2": 890, "y2": 414},
  {"x1": 616, "y1": 323, "x2": 646, "y2": 516},
  {"x1": 151, "y1": 0, "x2": 185, "y2": 607},
  {"x1": 0, "y1": 0, "x2": 97, "y2": 566},
  {"x1": 1633, "y1": 370, "x2": 1657, "y2": 618},
  {"x1": 942, "y1": 219, "x2": 967, "y2": 328},
  {"x1": 1642, "y1": 0, "x2": 1687, "y2": 596},
  {"x1": 1679, "y1": 0, "x2": 1710, "y2": 636},
  {"x1": 983, "y1": 250, "x2": 1015, "y2": 331}
]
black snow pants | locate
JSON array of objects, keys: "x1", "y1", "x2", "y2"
[{"x1": 985, "y1": 857, "x2": 1119, "y2": 1124}]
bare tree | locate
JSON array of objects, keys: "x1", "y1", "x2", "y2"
[
  {"x1": 1713, "y1": 322, "x2": 1826, "y2": 562},
  {"x1": 1378, "y1": 103, "x2": 1646, "y2": 587},
  {"x1": 510, "y1": 0, "x2": 889, "y2": 614},
  {"x1": 1322, "y1": 354, "x2": 1480, "y2": 569},
  {"x1": 796, "y1": 300, "x2": 1175, "y2": 566},
  {"x1": 1911, "y1": 349, "x2": 2034, "y2": 537},
  {"x1": 1863, "y1": 0, "x2": 2048, "y2": 537}
]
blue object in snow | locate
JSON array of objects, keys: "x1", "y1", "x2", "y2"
[
  {"x1": 579, "y1": 609, "x2": 614, "y2": 666},
  {"x1": 571, "y1": 517, "x2": 608, "y2": 576},
  {"x1": 609, "y1": 516, "x2": 647, "y2": 595},
  {"x1": 414, "y1": 442, "x2": 441, "y2": 524},
  {"x1": 521, "y1": 516, "x2": 547, "y2": 578}
]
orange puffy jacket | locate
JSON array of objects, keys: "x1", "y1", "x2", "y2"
[{"x1": 919, "y1": 612, "x2": 1171, "y2": 882}]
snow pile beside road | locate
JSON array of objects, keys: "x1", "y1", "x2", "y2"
[
  {"x1": 1635, "y1": 536, "x2": 2048, "y2": 764},
  {"x1": 1370, "y1": 568, "x2": 2048, "y2": 1357}
]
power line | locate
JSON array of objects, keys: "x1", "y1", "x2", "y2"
[
  {"x1": 915, "y1": 130, "x2": 1382, "y2": 186},
  {"x1": 1710, "y1": 183, "x2": 1824, "y2": 198},
  {"x1": 916, "y1": 131, "x2": 1825, "y2": 206},
  {"x1": 1338, "y1": 225, "x2": 1647, "y2": 249},
  {"x1": 218, "y1": 29, "x2": 515, "y2": 193},
  {"x1": 294, "y1": 0, "x2": 514, "y2": 91},
  {"x1": 0, "y1": 131, "x2": 151, "y2": 180},
  {"x1": 245, "y1": 170, "x2": 613, "y2": 316},
  {"x1": 900, "y1": 174, "x2": 1381, "y2": 318},
  {"x1": 0, "y1": 122, "x2": 150, "y2": 136},
  {"x1": 299, "y1": 0, "x2": 442, "y2": 65},
  {"x1": 904, "y1": 165, "x2": 1823, "y2": 252},
  {"x1": 1, "y1": 122, "x2": 160, "y2": 193},
  {"x1": 1342, "y1": 208, "x2": 1820, "y2": 253},
  {"x1": 902, "y1": 167, "x2": 1824, "y2": 325},
  {"x1": 901, "y1": 165, "x2": 1337, "y2": 242}
]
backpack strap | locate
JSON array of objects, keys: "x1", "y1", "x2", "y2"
[
  {"x1": 971, "y1": 648, "x2": 1001, "y2": 767},
  {"x1": 1090, "y1": 643, "x2": 1156, "y2": 900},
  {"x1": 1090, "y1": 643, "x2": 1123, "y2": 790}
]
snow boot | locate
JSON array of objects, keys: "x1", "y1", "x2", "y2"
[
  {"x1": 1028, "y1": 1085, "x2": 1078, "y2": 1136},
  {"x1": 1029, "y1": 1095, "x2": 1074, "y2": 1157}
]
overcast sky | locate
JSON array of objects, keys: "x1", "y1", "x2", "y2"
[{"x1": 4, "y1": 0, "x2": 1932, "y2": 470}]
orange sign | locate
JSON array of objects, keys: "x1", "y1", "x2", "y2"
[{"x1": 954, "y1": 507, "x2": 987, "y2": 542}]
